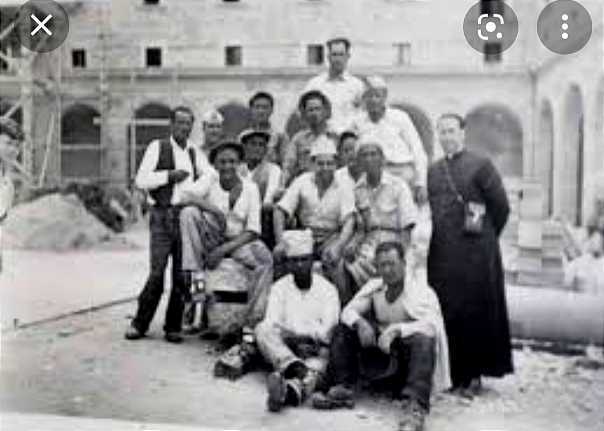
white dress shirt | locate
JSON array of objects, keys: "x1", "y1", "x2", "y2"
[
  {"x1": 352, "y1": 108, "x2": 428, "y2": 186},
  {"x1": 135, "y1": 136, "x2": 215, "y2": 206},
  {"x1": 304, "y1": 71, "x2": 365, "y2": 135}
]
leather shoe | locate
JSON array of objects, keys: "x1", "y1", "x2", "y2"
[
  {"x1": 164, "y1": 332, "x2": 183, "y2": 343},
  {"x1": 124, "y1": 325, "x2": 145, "y2": 340}
]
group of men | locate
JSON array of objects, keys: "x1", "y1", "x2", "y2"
[{"x1": 124, "y1": 37, "x2": 513, "y2": 431}]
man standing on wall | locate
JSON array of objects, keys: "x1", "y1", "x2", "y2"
[{"x1": 304, "y1": 37, "x2": 365, "y2": 136}]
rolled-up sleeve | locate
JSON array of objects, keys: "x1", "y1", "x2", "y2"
[
  {"x1": 135, "y1": 140, "x2": 170, "y2": 190},
  {"x1": 277, "y1": 177, "x2": 302, "y2": 218},
  {"x1": 397, "y1": 181, "x2": 418, "y2": 229},
  {"x1": 340, "y1": 284, "x2": 375, "y2": 328},
  {"x1": 264, "y1": 165, "x2": 283, "y2": 205},
  {"x1": 399, "y1": 112, "x2": 428, "y2": 187},
  {"x1": 245, "y1": 182, "x2": 262, "y2": 235}
]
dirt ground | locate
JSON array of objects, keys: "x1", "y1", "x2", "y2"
[{"x1": 1, "y1": 300, "x2": 603, "y2": 431}]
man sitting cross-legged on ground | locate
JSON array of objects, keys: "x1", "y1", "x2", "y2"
[
  {"x1": 314, "y1": 242, "x2": 450, "y2": 431},
  {"x1": 255, "y1": 230, "x2": 341, "y2": 413}
]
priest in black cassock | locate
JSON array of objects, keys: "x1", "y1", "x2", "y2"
[{"x1": 427, "y1": 113, "x2": 513, "y2": 396}]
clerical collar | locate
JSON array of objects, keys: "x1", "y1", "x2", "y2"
[{"x1": 445, "y1": 147, "x2": 465, "y2": 160}]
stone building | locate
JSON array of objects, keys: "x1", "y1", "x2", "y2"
[{"x1": 0, "y1": 0, "x2": 602, "y2": 225}]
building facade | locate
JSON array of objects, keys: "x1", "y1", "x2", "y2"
[{"x1": 0, "y1": 0, "x2": 602, "y2": 225}]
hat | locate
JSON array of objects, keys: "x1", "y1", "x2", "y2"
[
  {"x1": 282, "y1": 230, "x2": 314, "y2": 257},
  {"x1": 0, "y1": 117, "x2": 24, "y2": 141},
  {"x1": 209, "y1": 140, "x2": 245, "y2": 165},
  {"x1": 238, "y1": 128, "x2": 271, "y2": 145},
  {"x1": 202, "y1": 109, "x2": 224, "y2": 125},
  {"x1": 365, "y1": 75, "x2": 387, "y2": 90},
  {"x1": 310, "y1": 135, "x2": 337, "y2": 158},
  {"x1": 356, "y1": 135, "x2": 384, "y2": 155}
]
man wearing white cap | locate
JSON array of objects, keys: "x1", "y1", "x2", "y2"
[
  {"x1": 350, "y1": 75, "x2": 428, "y2": 204},
  {"x1": 303, "y1": 38, "x2": 365, "y2": 135},
  {"x1": 201, "y1": 109, "x2": 225, "y2": 154},
  {"x1": 344, "y1": 139, "x2": 418, "y2": 294},
  {"x1": 255, "y1": 229, "x2": 341, "y2": 413},
  {"x1": 275, "y1": 135, "x2": 355, "y2": 301}
]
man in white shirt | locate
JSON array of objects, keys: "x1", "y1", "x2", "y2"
[
  {"x1": 201, "y1": 109, "x2": 225, "y2": 155},
  {"x1": 316, "y1": 242, "x2": 450, "y2": 431},
  {"x1": 179, "y1": 140, "x2": 274, "y2": 330},
  {"x1": 125, "y1": 106, "x2": 207, "y2": 343},
  {"x1": 304, "y1": 38, "x2": 365, "y2": 135},
  {"x1": 351, "y1": 75, "x2": 428, "y2": 204},
  {"x1": 275, "y1": 136, "x2": 356, "y2": 300},
  {"x1": 255, "y1": 230, "x2": 340, "y2": 413},
  {"x1": 238, "y1": 128, "x2": 282, "y2": 248}
]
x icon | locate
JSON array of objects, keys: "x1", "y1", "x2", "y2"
[{"x1": 30, "y1": 13, "x2": 53, "y2": 36}]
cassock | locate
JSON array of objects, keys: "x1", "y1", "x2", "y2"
[{"x1": 427, "y1": 149, "x2": 513, "y2": 387}]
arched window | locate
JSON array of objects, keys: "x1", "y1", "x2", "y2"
[
  {"x1": 61, "y1": 104, "x2": 101, "y2": 180},
  {"x1": 128, "y1": 103, "x2": 171, "y2": 181}
]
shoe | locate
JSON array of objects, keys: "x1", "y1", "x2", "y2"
[
  {"x1": 398, "y1": 399, "x2": 427, "y2": 431},
  {"x1": 164, "y1": 332, "x2": 183, "y2": 343},
  {"x1": 311, "y1": 392, "x2": 355, "y2": 410},
  {"x1": 266, "y1": 372, "x2": 287, "y2": 413},
  {"x1": 327, "y1": 384, "x2": 355, "y2": 402},
  {"x1": 469, "y1": 377, "x2": 483, "y2": 396},
  {"x1": 124, "y1": 325, "x2": 145, "y2": 340},
  {"x1": 214, "y1": 344, "x2": 252, "y2": 380}
]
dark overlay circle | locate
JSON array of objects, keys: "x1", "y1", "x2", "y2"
[
  {"x1": 16, "y1": 0, "x2": 69, "y2": 53},
  {"x1": 537, "y1": 0, "x2": 592, "y2": 55},
  {"x1": 463, "y1": 1, "x2": 519, "y2": 54}
]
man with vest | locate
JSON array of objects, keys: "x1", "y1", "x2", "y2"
[{"x1": 125, "y1": 106, "x2": 206, "y2": 343}]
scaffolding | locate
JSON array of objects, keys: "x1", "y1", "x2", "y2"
[{"x1": 0, "y1": 0, "x2": 105, "y2": 190}]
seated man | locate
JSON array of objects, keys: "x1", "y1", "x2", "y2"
[
  {"x1": 238, "y1": 128, "x2": 282, "y2": 249},
  {"x1": 344, "y1": 139, "x2": 418, "y2": 298},
  {"x1": 179, "y1": 140, "x2": 274, "y2": 337},
  {"x1": 316, "y1": 242, "x2": 451, "y2": 431},
  {"x1": 274, "y1": 136, "x2": 355, "y2": 299},
  {"x1": 255, "y1": 230, "x2": 340, "y2": 412}
]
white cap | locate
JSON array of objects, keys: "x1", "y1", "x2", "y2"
[
  {"x1": 282, "y1": 229, "x2": 314, "y2": 257},
  {"x1": 202, "y1": 109, "x2": 224, "y2": 125},
  {"x1": 356, "y1": 132, "x2": 384, "y2": 155},
  {"x1": 310, "y1": 135, "x2": 337, "y2": 158},
  {"x1": 365, "y1": 75, "x2": 387, "y2": 90}
]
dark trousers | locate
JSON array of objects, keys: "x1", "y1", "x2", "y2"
[
  {"x1": 132, "y1": 206, "x2": 186, "y2": 334},
  {"x1": 324, "y1": 323, "x2": 435, "y2": 410}
]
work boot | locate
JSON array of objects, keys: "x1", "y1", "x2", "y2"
[
  {"x1": 327, "y1": 384, "x2": 355, "y2": 402},
  {"x1": 398, "y1": 399, "x2": 427, "y2": 431},
  {"x1": 164, "y1": 332, "x2": 183, "y2": 343},
  {"x1": 124, "y1": 324, "x2": 145, "y2": 340},
  {"x1": 266, "y1": 372, "x2": 288, "y2": 413},
  {"x1": 214, "y1": 341, "x2": 257, "y2": 380},
  {"x1": 311, "y1": 391, "x2": 355, "y2": 410}
]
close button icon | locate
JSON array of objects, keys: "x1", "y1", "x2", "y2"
[{"x1": 16, "y1": 0, "x2": 69, "y2": 53}]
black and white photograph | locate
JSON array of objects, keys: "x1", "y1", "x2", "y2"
[{"x1": 0, "y1": 1, "x2": 603, "y2": 430}]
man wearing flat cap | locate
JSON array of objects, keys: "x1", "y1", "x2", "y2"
[
  {"x1": 274, "y1": 135, "x2": 355, "y2": 302},
  {"x1": 238, "y1": 128, "x2": 283, "y2": 249},
  {"x1": 255, "y1": 229, "x2": 341, "y2": 413},
  {"x1": 304, "y1": 37, "x2": 365, "y2": 135},
  {"x1": 248, "y1": 91, "x2": 290, "y2": 167},
  {"x1": 351, "y1": 75, "x2": 428, "y2": 205},
  {"x1": 281, "y1": 89, "x2": 337, "y2": 187}
]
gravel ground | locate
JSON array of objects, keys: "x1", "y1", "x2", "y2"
[{"x1": 1, "y1": 301, "x2": 603, "y2": 431}]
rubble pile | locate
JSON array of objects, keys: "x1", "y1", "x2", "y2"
[{"x1": 3, "y1": 193, "x2": 115, "y2": 251}]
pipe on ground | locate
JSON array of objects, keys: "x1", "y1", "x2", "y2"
[{"x1": 507, "y1": 285, "x2": 604, "y2": 346}]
